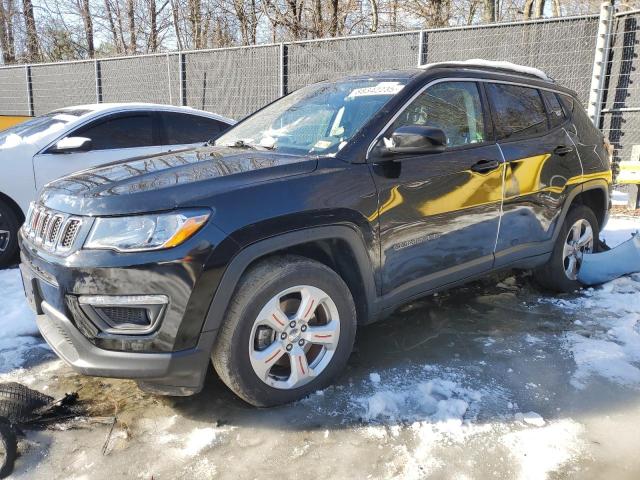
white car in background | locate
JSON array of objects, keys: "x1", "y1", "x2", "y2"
[{"x1": 0, "y1": 103, "x2": 235, "y2": 266}]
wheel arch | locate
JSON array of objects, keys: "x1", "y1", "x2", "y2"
[
  {"x1": 552, "y1": 180, "x2": 609, "y2": 243},
  {"x1": 201, "y1": 225, "x2": 379, "y2": 335},
  {"x1": 0, "y1": 191, "x2": 25, "y2": 223}
]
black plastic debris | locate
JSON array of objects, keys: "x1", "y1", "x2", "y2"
[{"x1": 0, "y1": 383, "x2": 79, "y2": 479}]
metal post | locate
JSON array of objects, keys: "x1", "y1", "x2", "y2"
[
  {"x1": 166, "y1": 53, "x2": 173, "y2": 105},
  {"x1": 279, "y1": 43, "x2": 287, "y2": 97},
  {"x1": 94, "y1": 59, "x2": 102, "y2": 104},
  {"x1": 25, "y1": 65, "x2": 34, "y2": 117},
  {"x1": 587, "y1": 1, "x2": 614, "y2": 126},
  {"x1": 179, "y1": 52, "x2": 187, "y2": 106},
  {"x1": 417, "y1": 31, "x2": 425, "y2": 67}
]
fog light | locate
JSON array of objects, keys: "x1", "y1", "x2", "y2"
[{"x1": 78, "y1": 295, "x2": 168, "y2": 335}]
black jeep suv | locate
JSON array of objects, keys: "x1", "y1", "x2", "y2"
[{"x1": 19, "y1": 62, "x2": 612, "y2": 406}]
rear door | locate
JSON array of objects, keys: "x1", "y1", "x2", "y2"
[
  {"x1": 33, "y1": 112, "x2": 163, "y2": 189},
  {"x1": 372, "y1": 80, "x2": 504, "y2": 298},
  {"x1": 488, "y1": 83, "x2": 583, "y2": 266},
  {"x1": 158, "y1": 112, "x2": 231, "y2": 153}
]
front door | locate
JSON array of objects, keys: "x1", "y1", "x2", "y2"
[{"x1": 371, "y1": 80, "x2": 504, "y2": 298}]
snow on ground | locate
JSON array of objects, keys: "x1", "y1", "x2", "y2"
[
  {"x1": 0, "y1": 268, "x2": 46, "y2": 373},
  {"x1": 601, "y1": 215, "x2": 639, "y2": 247},
  {"x1": 542, "y1": 216, "x2": 640, "y2": 390}
]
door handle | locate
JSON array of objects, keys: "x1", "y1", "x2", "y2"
[
  {"x1": 471, "y1": 159, "x2": 500, "y2": 173},
  {"x1": 554, "y1": 145, "x2": 574, "y2": 155}
]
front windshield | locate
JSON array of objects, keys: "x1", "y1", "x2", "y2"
[
  {"x1": 0, "y1": 108, "x2": 91, "y2": 149},
  {"x1": 216, "y1": 79, "x2": 408, "y2": 155}
]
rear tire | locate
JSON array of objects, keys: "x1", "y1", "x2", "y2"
[
  {"x1": 0, "y1": 201, "x2": 20, "y2": 269},
  {"x1": 534, "y1": 205, "x2": 599, "y2": 292},
  {"x1": 212, "y1": 255, "x2": 357, "y2": 407}
]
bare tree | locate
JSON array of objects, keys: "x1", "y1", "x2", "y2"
[
  {"x1": 483, "y1": 0, "x2": 495, "y2": 23},
  {"x1": 0, "y1": 0, "x2": 16, "y2": 63},
  {"x1": 127, "y1": 0, "x2": 136, "y2": 52},
  {"x1": 22, "y1": 0, "x2": 39, "y2": 61},
  {"x1": 78, "y1": 0, "x2": 94, "y2": 56}
]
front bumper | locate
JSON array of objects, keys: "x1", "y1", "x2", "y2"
[
  {"x1": 18, "y1": 219, "x2": 234, "y2": 395},
  {"x1": 37, "y1": 301, "x2": 215, "y2": 395}
]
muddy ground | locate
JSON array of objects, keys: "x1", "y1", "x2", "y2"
[{"x1": 3, "y1": 264, "x2": 640, "y2": 480}]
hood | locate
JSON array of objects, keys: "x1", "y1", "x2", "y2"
[{"x1": 39, "y1": 146, "x2": 318, "y2": 215}]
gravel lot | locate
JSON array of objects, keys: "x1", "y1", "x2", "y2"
[{"x1": 1, "y1": 215, "x2": 639, "y2": 480}]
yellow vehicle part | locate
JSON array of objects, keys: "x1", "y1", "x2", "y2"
[
  {"x1": 617, "y1": 161, "x2": 640, "y2": 184},
  {"x1": 0, "y1": 115, "x2": 31, "y2": 131}
]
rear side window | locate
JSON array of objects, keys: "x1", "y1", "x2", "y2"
[
  {"x1": 160, "y1": 112, "x2": 228, "y2": 145},
  {"x1": 486, "y1": 83, "x2": 548, "y2": 141},
  {"x1": 392, "y1": 81, "x2": 486, "y2": 148},
  {"x1": 541, "y1": 90, "x2": 567, "y2": 128},
  {"x1": 74, "y1": 114, "x2": 155, "y2": 150}
]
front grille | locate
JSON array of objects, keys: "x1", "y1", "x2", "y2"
[
  {"x1": 22, "y1": 204, "x2": 82, "y2": 253},
  {"x1": 60, "y1": 220, "x2": 80, "y2": 249},
  {"x1": 96, "y1": 307, "x2": 150, "y2": 327}
]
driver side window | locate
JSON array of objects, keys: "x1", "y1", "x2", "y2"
[
  {"x1": 392, "y1": 81, "x2": 486, "y2": 148},
  {"x1": 72, "y1": 114, "x2": 155, "y2": 150}
]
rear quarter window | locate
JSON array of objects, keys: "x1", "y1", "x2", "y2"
[
  {"x1": 541, "y1": 90, "x2": 567, "y2": 129},
  {"x1": 486, "y1": 83, "x2": 548, "y2": 141}
]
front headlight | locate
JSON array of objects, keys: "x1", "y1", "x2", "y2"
[{"x1": 84, "y1": 210, "x2": 210, "y2": 252}]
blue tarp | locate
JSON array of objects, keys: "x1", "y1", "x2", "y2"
[{"x1": 578, "y1": 233, "x2": 640, "y2": 285}]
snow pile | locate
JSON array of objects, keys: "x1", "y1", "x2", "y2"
[
  {"x1": 181, "y1": 427, "x2": 221, "y2": 457},
  {"x1": 539, "y1": 216, "x2": 640, "y2": 389},
  {"x1": 514, "y1": 411, "x2": 546, "y2": 427},
  {"x1": 358, "y1": 375, "x2": 481, "y2": 424},
  {"x1": 601, "y1": 216, "x2": 639, "y2": 247},
  {"x1": 501, "y1": 420, "x2": 584, "y2": 480},
  {"x1": 0, "y1": 121, "x2": 66, "y2": 150},
  {"x1": 0, "y1": 268, "x2": 43, "y2": 373},
  {"x1": 560, "y1": 276, "x2": 640, "y2": 389}
]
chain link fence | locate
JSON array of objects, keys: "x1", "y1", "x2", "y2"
[{"x1": 0, "y1": 9, "x2": 639, "y2": 169}]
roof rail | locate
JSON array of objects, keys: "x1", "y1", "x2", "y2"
[{"x1": 419, "y1": 59, "x2": 553, "y2": 82}]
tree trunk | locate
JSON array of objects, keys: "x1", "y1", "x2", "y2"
[
  {"x1": 483, "y1": 0, "x2": 495, "y2": 23},
  {"x1": 149, "y1": 0, "x2": 157, "y2": 51},
  {"x1": 22, "y1": 0, "x2": 38, "y2": 61},
  {"x1": 552, "y1": 0, "x2": 560, "y2": 17},
  {"x1": 313, "y1": 0, "x2": 323, "y2": 37},
  {"x1": 523, "y1": 0, "x2": 534, "y2": 19},
  {"x1": 329, "y1": 0, "x2": 338, "y2": 36},
  {"x1": 79, "y1": 0, "x2": 94, "y2": 57},
  {"x1": 170, "y1": 0, "x2": 183, "y2": 50},
  {"x1": 0, "y1": 1, "x2": 13, "y2": 63},
  {"x1": 534, "y1": 0, "x2": 545, "y2": 18},
  {"x1": 188, "y1": 0, "x2": 203, "y2": 48},
  {"x1": 104, "y1": 0, "x2": 121, "y2": 52},
  {"x1": 369, "y1": 0, "x2": 378, "y2": 32},
  {"x1": 127, "y1": 0, "x2": 136, "y2": 53}
]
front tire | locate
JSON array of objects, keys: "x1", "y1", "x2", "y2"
[
  {"x1": 534, "y1": 205, "x2": 599, "y2": 292},
  {"x1": 0, "y1": 201, "x2": 20, "y2": 269},
  {"x1": 212, "y1": 255, "x2": 357, "y2": 407}
]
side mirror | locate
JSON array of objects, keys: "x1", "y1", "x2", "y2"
[
  {"x1": 51, "y1": 136, "x2": 92, "y2": 153},
  {"x1": 380, "y1": 126, "x2": 447, "y2": 157}
]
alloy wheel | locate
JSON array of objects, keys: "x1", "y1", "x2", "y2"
[
  {"x1": 248, "y1": 285, "x2": 340, "y2": 390},
  {"x1": 562, "y1": 218, "x2": 594, "y2": 280}
]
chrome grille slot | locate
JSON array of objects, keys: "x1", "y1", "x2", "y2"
[
  {"x1": 37, "y1": 213, "x2": 51, "y2": 241},
  {"x1": 60, "y1": 219, "x2": 80, "y2": 249},
  {"x1": 29, "y1": 209, "x2": 41, "y2": 236},
  {"x1": 46, "y1": 215, "x2": 63, "y2": 245}
]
